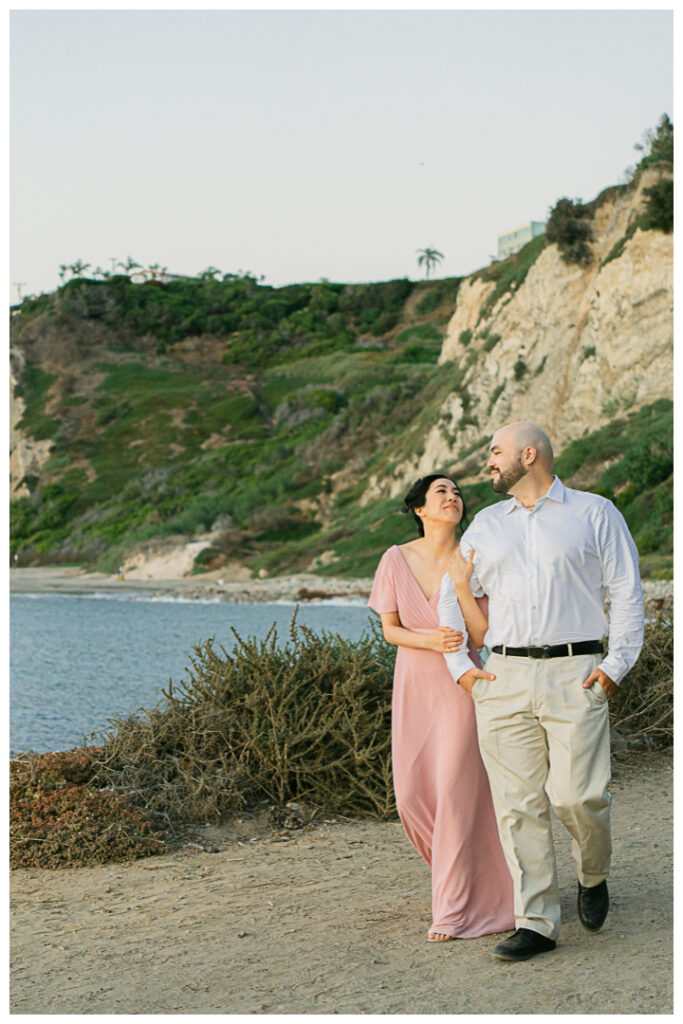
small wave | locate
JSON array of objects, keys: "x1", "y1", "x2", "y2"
[
  {"x1": 135, "y1": 594, "x2": 223, "y2": 605},
  {"x1": 94, "y1": 591, "x2": 223, "y2": 605},
  {"x1": 12, "y1": 591, "x2": 368, "y2": 608},
  {"x1": 12, "y1": 591, "x2": 223, "y2": 605},
  {"x1": 268, "y1": 596, "x2": 369, "y2": 607}
]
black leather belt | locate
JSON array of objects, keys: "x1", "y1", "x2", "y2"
[{"x1": 491, "y1": 641, "x2": 603, "y2": 659}]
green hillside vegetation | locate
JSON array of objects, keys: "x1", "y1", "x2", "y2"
[
  {"x1": 553, "y1": 400, "x2": 672, "y2": 578},
  {"x1": 10, "y1": 266, "x2": 672, "y2": 580},
  {"x1": 11, "y1": 274, "x2": 458, "y2": 573},
  {"x1": 9, "y1": 116, "x2": 673, "y2": 579}
]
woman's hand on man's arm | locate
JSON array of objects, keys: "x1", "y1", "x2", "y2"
[
  {"x1": 448, "y1": 547, "x2": 474, "y2": 587},
  {"x1": 445, "y1": 547, "x2": 489, "y2": 649},
  {"x1": 379, "y1": 612, "x2": 463, "y2": 653},
  {"x1": 424, "y1": 627, "x2": 465, "y2": 653}
]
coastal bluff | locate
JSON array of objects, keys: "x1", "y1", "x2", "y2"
[
  {"x1": 362, "y1": 166, "x2": 672, "y2": 500},
  {"x1": 9, "y1": 166, "x2": 672, "y2": 583}
]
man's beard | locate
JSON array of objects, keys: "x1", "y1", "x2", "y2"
[{"x1": 491, "y1": 457, "x2": 527, "y2": 494}]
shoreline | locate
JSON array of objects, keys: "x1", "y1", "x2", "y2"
[
  {"x1": 10, "y1": 566, "x2": 374, "y2": 605},
  {"x1": 10, "y1": 566, "x2": 672, "y2": 610}
]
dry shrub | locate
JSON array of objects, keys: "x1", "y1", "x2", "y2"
[
  {"x1": 19, "y1": 615, "x2": 666, "y2": 869},
  {"x1": 10, "y1": 747, "x2": 166, "y2": 869},
  {"x1": 609, "y1": 614, "x2": 673, "y2": 749},
  {"x1": 97, "y1": 613, "x2": 397, "y2": 824}
]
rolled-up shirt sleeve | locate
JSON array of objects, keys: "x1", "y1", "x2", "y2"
[
  {"x1": 596, "y1": 501, "x2": 645, "y2": 684},
  {"x1": 458, "y1": 528, "x2": 485, "y2": 599},
  {"x1": 438, "y1": 573, "x2": 477, "y2": 682}
]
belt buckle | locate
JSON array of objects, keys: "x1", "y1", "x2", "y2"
[{"x1": 541, "y1": 645, "x2": 551, "y2": 659}]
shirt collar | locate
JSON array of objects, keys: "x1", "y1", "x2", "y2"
[{"x1": 504, "y1": 475, "x2": 566, "y2": 514}]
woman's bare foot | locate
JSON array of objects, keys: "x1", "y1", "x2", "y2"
[{"x1": 428, "y1": 931, "x2": 455, "y2": 942}]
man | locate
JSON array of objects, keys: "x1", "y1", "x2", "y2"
[{"x1": 448, "y1": 421, "x2": 644, "y2": 962}]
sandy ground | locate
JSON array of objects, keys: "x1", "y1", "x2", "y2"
[{"x1": 10, "y1": 750, "x2": 672, "y2": 1014}]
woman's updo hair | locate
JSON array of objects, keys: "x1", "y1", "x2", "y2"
[{"x1": 402, "y1": 473, "x2": 469, "y2": 538}]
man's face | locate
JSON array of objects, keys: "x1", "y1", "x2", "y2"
[{"x1": 487, "y1": 430, "x2": 527, "y2": 494}]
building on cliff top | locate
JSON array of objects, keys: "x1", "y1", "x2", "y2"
[
  {"x1": 497, "y1": 221, "x2": 546, "y2": 260},
  {"x1": 129, "y1": 269, "x2": 193, "y2": 285}
]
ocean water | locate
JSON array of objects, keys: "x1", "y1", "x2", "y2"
[{"x1": 10, "y1": 592, "x2": 376, "y2": 755}]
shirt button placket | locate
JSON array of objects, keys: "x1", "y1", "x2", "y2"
[{"x1": 529, "y1": 511, "x2": 539, "y2": 644}]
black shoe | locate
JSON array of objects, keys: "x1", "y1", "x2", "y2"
[
  {"x1": 491, "y1": 928, "x2": 556, "y2": 962},
  {"x1": 577, "y1": 880, "x2": 609, "y2": 933}
]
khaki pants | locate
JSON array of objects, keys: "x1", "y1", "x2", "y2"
[{"x1": 472, "y1": 652, "x2": 611, "y2": 941}]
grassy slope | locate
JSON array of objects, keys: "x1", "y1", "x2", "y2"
[{"x1": 10, "y1": 266, "x2": 672, "y2": 579}]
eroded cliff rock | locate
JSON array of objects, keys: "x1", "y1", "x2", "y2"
[{"x1": 366, "y1": 168, "x2": 672, "y2": 500}]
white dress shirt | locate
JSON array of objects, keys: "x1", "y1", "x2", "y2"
[
  {"x1": 457, "y1": 476, "x2": 644, "y2": 684},
  {"x1": 437, "y1": 574, "x2": 478, "y2": 683}
]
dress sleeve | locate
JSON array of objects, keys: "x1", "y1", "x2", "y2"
[{"x1": 367, "y1": 549, "x2": 399, "y2": 614}]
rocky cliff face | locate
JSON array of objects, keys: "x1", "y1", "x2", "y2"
[
  {"x1": 365, "y1": 167, "x2": 672, "y2": 500},
  {"x1": 10, "y1": 347, "x2": 55, "y2": 499}
]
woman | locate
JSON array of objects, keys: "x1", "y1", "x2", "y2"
[{"x1": 368, "y1": 474, "x2": 513, "y2": 942}]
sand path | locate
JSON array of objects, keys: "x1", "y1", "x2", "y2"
[{"x1": 10, "y1": 751, "x2": 672, "y2": 1014}]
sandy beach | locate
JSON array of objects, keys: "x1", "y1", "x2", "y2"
[
  {"x1": 10, "y1": 565, "x2": 374, "y2": 604},
  {"x1": 10, "y1": 750, "x2": 672, "y2": 1014}
]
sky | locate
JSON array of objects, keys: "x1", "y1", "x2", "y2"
[{"x1": 9, "y1": 6, "x2": 674, "y2": 302}]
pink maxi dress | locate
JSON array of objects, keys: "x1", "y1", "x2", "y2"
[{"x1": 369, "y1": 545, "x2": 514, "y2": 938}]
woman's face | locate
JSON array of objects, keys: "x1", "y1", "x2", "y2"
[{"x1": 417, "y1": 478, "x2": 464, "y2": 527}]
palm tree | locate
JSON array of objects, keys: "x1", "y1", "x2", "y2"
[
  {"x1": 199, "y1": 266, "x2": 221, "y2": 281},
  {"x1": 69, "y1": 259, "x2": 91, "y2": 278},
  {"x1": 416, "y1": 247, "x2": 444, "y2": 279},
  {"x1": 118, "y1": 256, "x2": 142, "y2": 276}
]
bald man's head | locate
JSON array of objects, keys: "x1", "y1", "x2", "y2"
[
  {"x1": 488, "y1": 422, "x2": 554, "y2": 494},
  {"x1": 498, "y1": 422, "x2": 554, "y2": 468}
]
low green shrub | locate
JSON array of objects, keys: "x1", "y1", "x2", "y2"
[
  {"x1": 396, "y1": 324, "x2": 442, "y2": 344},
  {"x1": 600, "y1": 232, "x2": 632, "y2": 269},
  {"x1": 641, "y1": 178, "x2": 673, "y2": 233},
  {"x1": 97, "y1": 614, "x2": 397, "y2": 822},
  {"x1": 513, "y1": 358, "x2": 528, "y2": 381},
  {"x1": 414, "y1": 277, "x2": 461, "y2": 314},
  {"x1": 481, "y1": 332, "x2": 501, "y2": 352},
  {"x1": 546, "y1": 197, "x2": 593, "y2": 266},
  {"x1": 306, "y1": 388, "x2": 346, "y2": 414},
  {"x1": 395, "y1": 344, "x2": 439, "y2": 365},
  {"x1": 488, "y1": 382, "x2": 506, "y2": 413},
  {"x1": 632, "y1": 113, "x2": 673, "y2": 177}
]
